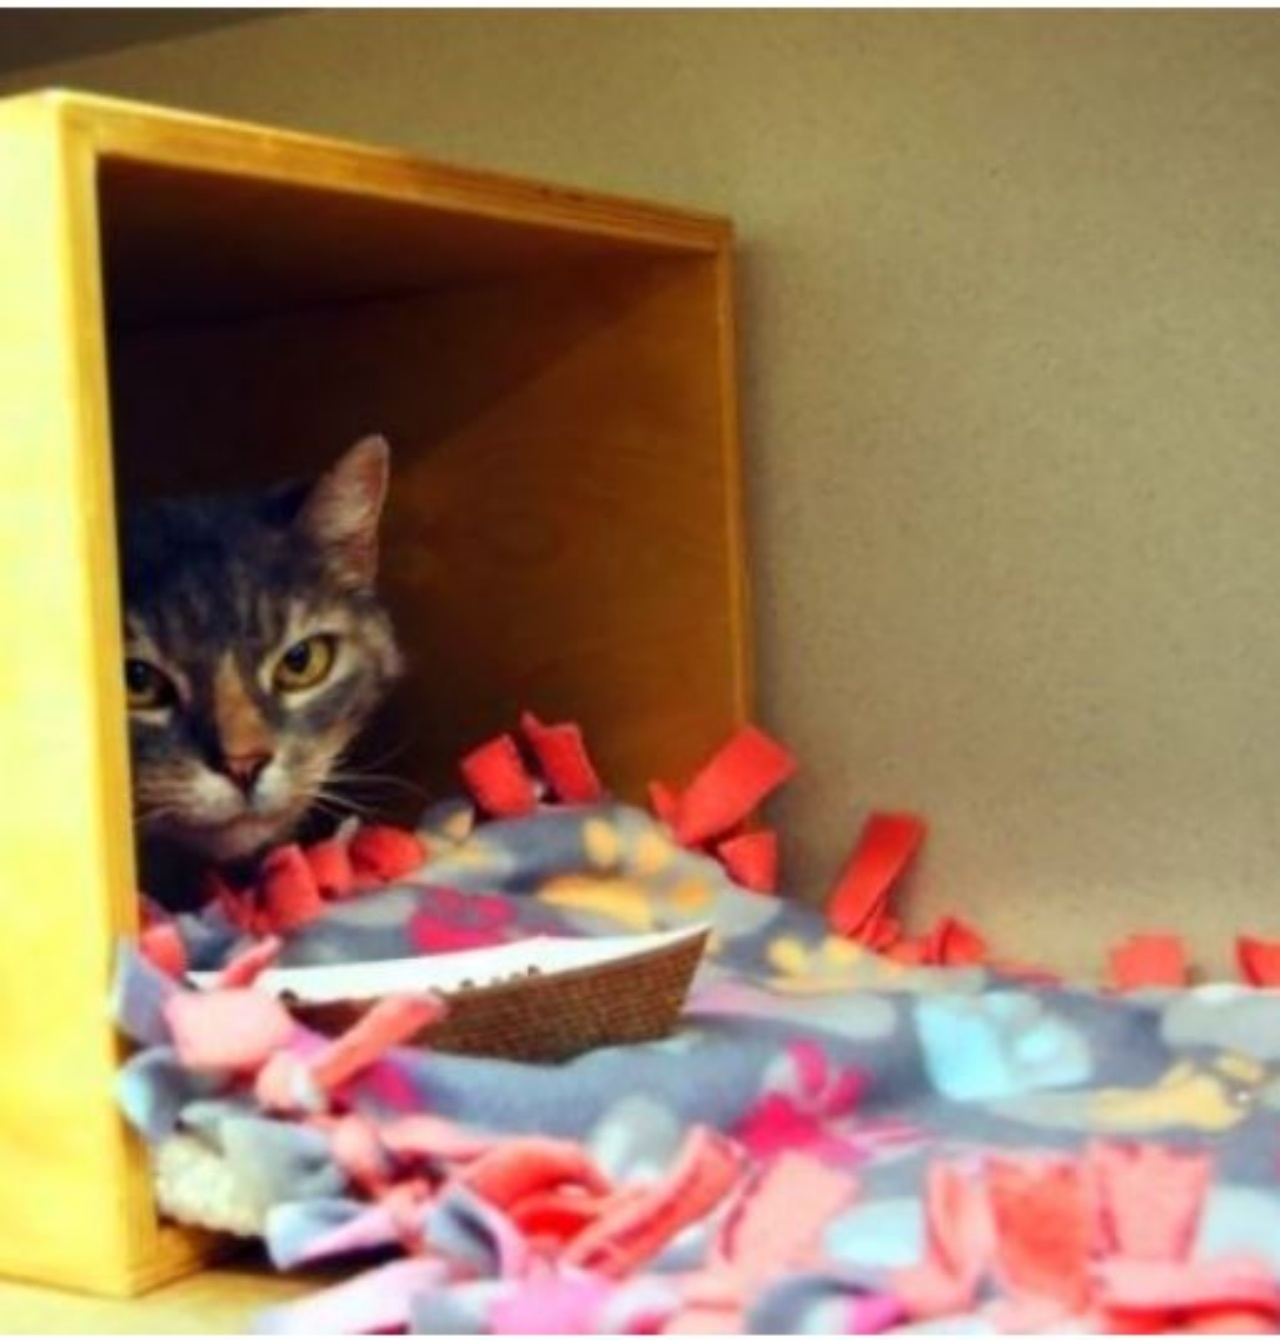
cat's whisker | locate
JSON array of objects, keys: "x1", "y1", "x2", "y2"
[
  {"x1": 325, "y1": 769, "x2": 431, "y2": 799},
  {"x1": 338, "y1": 738, "x2": 415, "y2": 773},
  {"x1": 306, "y1": 787, "x2": 376, "y2": 821},
  {"x1": 301, "y1": 799, "x2": 355, "y2": 826},
  {"x1": 313, "y1": 788, "x2": 370, "y2": 811}
]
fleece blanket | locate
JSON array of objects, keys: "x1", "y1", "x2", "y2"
[{"x1": 116, "y1": 798, "x2": 1280, "y2": 1334}]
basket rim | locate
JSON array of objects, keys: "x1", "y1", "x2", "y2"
[{"x1": 287, "y1": 924, "x2": 711, "y2": 1016}]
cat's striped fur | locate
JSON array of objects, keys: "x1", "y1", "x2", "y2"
[{"x1": 119, "y1": 437, "x2": 402, "y2": 907}]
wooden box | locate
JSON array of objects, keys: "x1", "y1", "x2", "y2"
[{"x1": 0, "y1": 90, "x2": 749, "y2": 1296}]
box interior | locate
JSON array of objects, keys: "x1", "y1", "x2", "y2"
[{"x1": 100, "y1": 155, "x2": 750, "y2": 831}]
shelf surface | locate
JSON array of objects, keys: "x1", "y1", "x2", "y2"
[{"x1": 0, "y1": 1256, "x2": 322, "y2": 1334}]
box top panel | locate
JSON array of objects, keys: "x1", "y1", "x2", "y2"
[{"x1": 4, "y1": 90, "x2": 731, "y2": 325}]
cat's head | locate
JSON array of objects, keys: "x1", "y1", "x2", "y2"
[{"x1": 120, "y1": 436, "x2": 403, "y2": 864}]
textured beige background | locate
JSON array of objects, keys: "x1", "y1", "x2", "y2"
[
  {"x1": 0, "y1": 12, "x2": 265, "y2": 75},
  {"x1": 7, "y1": 11, "x2": 1280, "y2": 974}
]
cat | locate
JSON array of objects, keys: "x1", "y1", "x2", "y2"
[{"x1": 119, "y1": 436, "x2": 403, "y2": 909}]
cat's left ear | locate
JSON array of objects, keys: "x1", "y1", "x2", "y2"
[{"x1": 297, "y1": 436, "x2": 390, "y2": 585}]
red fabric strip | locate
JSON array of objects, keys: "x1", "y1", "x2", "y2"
[
  {"x1": 672, "y1": 727, "x2": 797, "y2": 848},
  {"x1": 140, "y1": 922, "x2": 188, "y2": 979},
  {"x1": 260, "y1": 844, "x2": 326, "y2": 933},
  {"x1": 349, "y1": 826, "x2": 427, "y2": 886},
  {"x1": 987, "y1": 1157, "x2": 1093, "y2": 1313},
  {"x1": 1236, "y1": 936, "x2": 1280, "y2": 987},
  {"x1": 521, "y1": 712, "x2": 606, "y2": 804},
  {"x1": 306, "y1": 837, "x2": 357, "y2": 900},
  {"x1": 510, "y1": 1189, "x2": 610, "y2": 1245},
  {"x1": 648, "y1": 781, "x2": 681, "y2": 827},
  {"x1": 827, "y1": 813, "x2": 927, "y2": 941},
  {"x1": 866, "y1": 915, "x2": 902, "y2": 953},
  {"x1": 1109, "y1": 934, "x2": 1189, "y2": 990},
  {"x1": 564, "y1": 1127, "x2": 743, "y2": 1278},
  {"x1": 925, "y1": 915, "x2": 989, "y2": 967},
  {"x1": 717, "y1": 830, "x2": 779, "y2": 893},
  {"x1": 461, "y1": 1137, "x2": 609, "y2": 1211},
  {"x1": 459, "y1": 734, "x2": 539, "y2": 818}
]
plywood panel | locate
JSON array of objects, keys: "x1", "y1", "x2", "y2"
[
  {"x1": 0, "y1": 1255, "x2": 317, "y2": 1334},
  {"x1": 0, "y1": 88, "x2": 745, "y2": 1295},
  {"x1": 111, "y1": 256, "x2": 750, "y2": 808},
  {"x1": 82, "y1": 88, "x2": 728, "y2": 326},
  {"x1": 0, "y1": 92, "x2": 194, "y2": 1300},
  {"x1": 99, "y1": 159, "x2": 706, "y2": 326}
]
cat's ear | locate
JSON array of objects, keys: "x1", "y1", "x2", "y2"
[{"x1": 296, "y1": 436, "x2": 390, "y2": 585}]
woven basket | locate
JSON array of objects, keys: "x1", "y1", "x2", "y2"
[{"x1": 291, "y1": 927, "x2": 709, "y2": 1065}]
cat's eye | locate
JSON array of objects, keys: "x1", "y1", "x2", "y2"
[
  {"x1": 124, "y1": 659, "x2": 177, "y2": 711},
  {"x1": 273, "y1": 634, "x2": 337, "y2": 692}
]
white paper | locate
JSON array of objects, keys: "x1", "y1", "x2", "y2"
[{"x1": 188, "y1": 923, "x2": 710, "y2": 1003}]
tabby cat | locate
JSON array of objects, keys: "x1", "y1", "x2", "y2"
[{"x1": 120, "y1": 436, "x2": 403, "y2": 907}]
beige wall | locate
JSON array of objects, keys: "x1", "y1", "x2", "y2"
[{"x1": 7, "y1": 11, "x2": 1280, "y2": 974}]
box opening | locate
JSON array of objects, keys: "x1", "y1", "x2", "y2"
[{"x1": 99, "y1": 153, "x2": 750, "y2": 837}]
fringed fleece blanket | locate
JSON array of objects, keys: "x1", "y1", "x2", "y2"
[{"x1": 115, "y1": 730, "x2": 1280, "y2": 1335}]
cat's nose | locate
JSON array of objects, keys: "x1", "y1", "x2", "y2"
[{"x1": 222, "y1": 752, "x2": 272, "y2": 794}]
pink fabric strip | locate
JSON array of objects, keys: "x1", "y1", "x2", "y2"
[
  {"x1": 892, "y1": 1159, "x2": 993, "y2": 1321},
  {"x1": 163, "y1": 988, "x2": 295, "y2": 1073},
  {"x1": 461, "y1": 1138, "x2": 610, "y2": 1211},
  {"x1": 563, "y1": 1127, "x2": 743, "y2": 1278},
  {"x1": 672, "y1": 1152, "x2": 859, "y2": 1333},
  {"x1": 257, "y1": 1256, "x2": 448, "y2": 1334},
  {"x1": 716, "y1": 1151, "x2": 857, "y2": 1277},
  {"x1": 310, "y1": 993, "x2": 446, "y2": 1092},
  {"x1": 1097, "y1": 1254, "x2": 1280, "y2": 1314},
  {"x1": 215, "y1": 935, "x2": 282, "y2": 989},
  {"x1": 1090, "y1": 1141, "x2": 1212, "y2": 1262}
]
